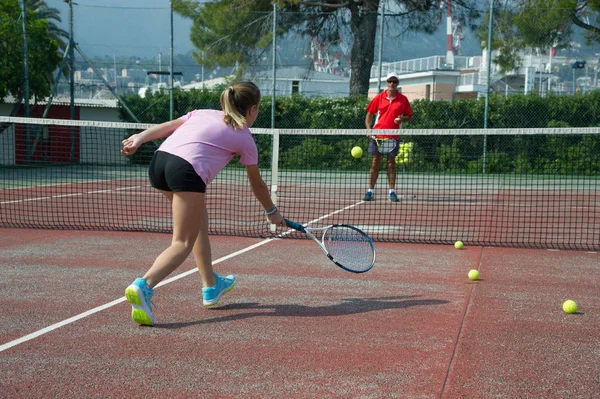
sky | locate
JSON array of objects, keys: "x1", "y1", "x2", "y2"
[
  {"x1": 44, "y1": 0, "x2": 491, "y2": 63},
  {"x1": 46, "y1": 0, "x2": 196, "y2": 58}
]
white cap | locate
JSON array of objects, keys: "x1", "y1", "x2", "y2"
[{"x1": 386, "y1": 72, "x2": 399, "y2": 81}]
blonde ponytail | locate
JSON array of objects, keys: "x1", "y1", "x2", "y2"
[{"x1": 220, "y1": 82, "x2": 261, "y2": 130}]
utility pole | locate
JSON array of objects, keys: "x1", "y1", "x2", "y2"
[
  {"x1": 271, "y1": 3, "x2": 277, "y2": 129},
  {"x1": 159, "y1": 52, "x2": 162, "y2": 84},
  {"x1": 114, "y1": 53, "x2": 118, "y2": 91},
  {"x1": 20, "y1": 0, "x2": 30, "y2": 118},
  {"x1": 67, "y1": 0, "x2": 75, "y2": 121},
  {"x1": 269, "y1": 3, "x2": 279, "y2": 234},
  {"x1": 483, "y1": 0, "x2": 494, "y2": 174},
  {"x1": 376, "y1": 4, "x2": 384, "y2": 93},
  {"x1": 170, "y1": 1, "x2": 174, "y2": 120},
  {"x1": 20, "y1": 0, "x2": 31, "y2": 163}
]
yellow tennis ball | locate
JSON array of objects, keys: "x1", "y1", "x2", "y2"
[
  {"x1": 351, "y1": 146, "x2": 363, "y2": 158},
  {"x1": 468, "y1": 269, "x2": 480, "y2": 281},
  {"x1": 563, "y1": 300, "x2": 578, "y2": 314},
  {"x1": 454, "y1": 240, "x2": 464, "y2": 249}
]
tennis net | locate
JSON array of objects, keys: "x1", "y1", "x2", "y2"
[{"x1": 1, "y1": 116, "x2": 599, "y2": 251}]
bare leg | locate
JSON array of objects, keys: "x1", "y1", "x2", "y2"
[
  {"x1": 143, "y1": 191, "x2": 205, "y2": 288},
  {"x1": 387, "y1": 155, "x2": 396, "y2": 189},
  {"x1": 192, "y1": 205, "x2": 215, "y2": 288},
  {"x1": 368, "y1": 154, "x2": 382, "y2": 189}
]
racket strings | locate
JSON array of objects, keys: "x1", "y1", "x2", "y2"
[
  {"x1": 323, "y1": 227, "x2": 375, "y2": 272},
  {"x1": 376, "y1": 139, "x2": 397, "y2": 154}
]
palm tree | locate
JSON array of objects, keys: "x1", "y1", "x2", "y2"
[
  {"x1": 6, "y1": 0, "x2": 69, "y2": 116},
  {"x1": 1, "y1": 0, "x2": 66, "y2": 118},
  {"x1": 28, "y1": 0, "x2": 68, "y2": 53}
]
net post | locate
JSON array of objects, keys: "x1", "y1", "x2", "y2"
[
  {"x1": 482, "y1": 0, "x2": 494, "y2": 174},
  {"x1": 269, "y1": 129, "x2": 279, "y2": 233}
]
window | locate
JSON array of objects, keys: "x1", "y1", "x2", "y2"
[
  {"x1": 426, "y1": 84, "x2": 431, "y2": 100},
  {"x1": 292, "y1": 80, "x2": 300, "y2": 95}
]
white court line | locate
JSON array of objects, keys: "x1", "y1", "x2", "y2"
[
  {"x1": 1, "y1": 179, "x2": 147, "y2": 191},
  {"x1": 0, "y1": 202, "x2": 363, "y2": 353},
  {"x1": 0, "y1": 238, "x2": 278, "y2": 353},
  {"x1": 0, "y1": 184, "x2": 150, "y2": 205}
]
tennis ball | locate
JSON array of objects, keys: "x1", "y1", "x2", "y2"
[
  {"x1": 468, "y1": 269, "x2": 480, "y2": 281},
  {"x1": 351, "y1": 146, "x2": 363, "y2": 158},
  {"x1": 563, "y1": 300, "x2": 578, "y2": 314},
  {"x1": 454, "y1": 240, "x2": 464, "y2": 249}
]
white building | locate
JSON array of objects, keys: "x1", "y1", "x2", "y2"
[
  {"x1": 247, "y1": 66, "x2": 349, "y2": 97},
  {"x1": 180, "y1": 66, "x2": 349, "y2": 98}
]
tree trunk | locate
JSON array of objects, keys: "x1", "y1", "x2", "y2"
[{"x1": 348, "y1": 0, "x2": 380, "y2": 95}]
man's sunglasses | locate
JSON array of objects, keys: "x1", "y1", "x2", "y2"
[{"x1": 387, "y1": 80, "x2": 399, "y2": 84}]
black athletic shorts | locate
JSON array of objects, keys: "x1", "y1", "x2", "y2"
[{"x1": 148, "y1": 151, "x2": 206, "y2": 193}]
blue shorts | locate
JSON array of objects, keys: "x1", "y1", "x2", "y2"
[
  {"x1": 148, "y1": 151, "x2": 206, "y2": 193},
  {"x1": 367, "y1": 138, "x2": 400, "y2": 156}
]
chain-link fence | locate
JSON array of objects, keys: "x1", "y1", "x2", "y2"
[
  {"x1": 113, "y1": 8, "x2": 600, "y2": 125},
  {"x1": 7, "y1": 4, "x2": 600, "y2": 127}
]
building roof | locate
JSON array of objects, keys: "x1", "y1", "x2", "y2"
[
  {"x1": 2, "y1": 95, "x2": 118, "y2": 108},
  {"x1": 249, "y1": 66, "x2": 348, "y2": 82},
  {"x1": 180, "y1": 77, "x2": 229, "y2": 91},
  {"x1": 180, "y1": 67, "x2": 349, "y2": 91}
]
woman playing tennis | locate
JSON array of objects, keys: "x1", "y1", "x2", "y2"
[{"x1": 121, "y1": 82, "x2": 284, "y2": 326}]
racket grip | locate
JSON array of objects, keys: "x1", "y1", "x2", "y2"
[{"x1": 284, "y1": 219, "x2": 306, "y2": 232}]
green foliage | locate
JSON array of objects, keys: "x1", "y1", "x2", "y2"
[
  {"x1": 479, "y1": 1, "x2": 600, "y2": 72},
  {"x1": 0, "y1": 0, "x2": 61, "y2": 102},
  {"x1": 172, "y1": 1, "x2": 480, "y2": 95},
  {"x1": 281, "y1": 137, "x2": 333, "y2": 169},
  {"x1": 411, "y1": 98, "x2": 484, "y2": 128},
  {"x1": 118, "y1": 88, "x2": 223, "y2": 123},
  {"x1": 119, "y1": 90, "x2": 600, "y2": 175}
]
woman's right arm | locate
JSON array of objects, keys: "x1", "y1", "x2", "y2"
[{"x1": 121, "y1": 119, "x2": 185, "y2": 156}]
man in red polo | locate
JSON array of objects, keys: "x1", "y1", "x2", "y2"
[{"x1": 363, "y1": 72, "x2": 413, "y2": 202}]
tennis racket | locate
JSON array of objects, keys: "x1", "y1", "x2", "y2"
[
  {"x1": 375, "y1": 138, "x2": 398, "y2": 154},
  {"x1": 284, "y1": 219, "x2": 376, "y2": 273}
]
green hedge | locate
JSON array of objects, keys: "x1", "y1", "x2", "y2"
[
  {"x1": 119, "y1": 90, "x2": 600, "y2": 175},
  {"x1": 119, "y1": 89, "x2": 600, "y2": 129}
]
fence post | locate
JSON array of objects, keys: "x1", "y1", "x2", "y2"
[{"x1": 483, "y1": 0, "x2": 494, "y2": 174}]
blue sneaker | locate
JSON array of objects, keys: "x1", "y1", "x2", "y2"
[
  {"x1": 389, "y1": 192, "x2": 399, "y2": 202},
  {"x1": 363, "y1": 191, "x2": 374, "y2": 201},
  {"x1": 125, "y1": 278, "x2": 155, "y2": 326},
  {"x1": 202, "y1": 273, "x2": 237, "y2": 307}
]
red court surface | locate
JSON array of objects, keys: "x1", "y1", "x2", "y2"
[{"x1": 0, "y1": 228, "x2": 598, "y2": 398}]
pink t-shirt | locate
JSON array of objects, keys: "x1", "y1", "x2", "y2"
[{"x1": 157, "y1": 109, "x2": 258, "y2": 184}]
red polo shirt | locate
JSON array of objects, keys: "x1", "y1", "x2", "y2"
[{"x1": 366, "y1": 90, "x2": 413, "y2": 139}]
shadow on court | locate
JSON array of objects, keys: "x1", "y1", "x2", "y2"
[
  {"x1": 156, "y1": 296, "x2": 450, "y2": 329},
  {"x1": 0, "y1": 228, "x2": 598, "y2": 399}
]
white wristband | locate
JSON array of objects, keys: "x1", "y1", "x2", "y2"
[{"x1": 264, "y1": 206, "x2": 278, "y2": 215}]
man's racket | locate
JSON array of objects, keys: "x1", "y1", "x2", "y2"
[
  {"x1": 375, "y1": 138, "x2": 398, "y2": 154},
  {"x1": 284, "y1": 219, "x2": 376, "y2": 273}
]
